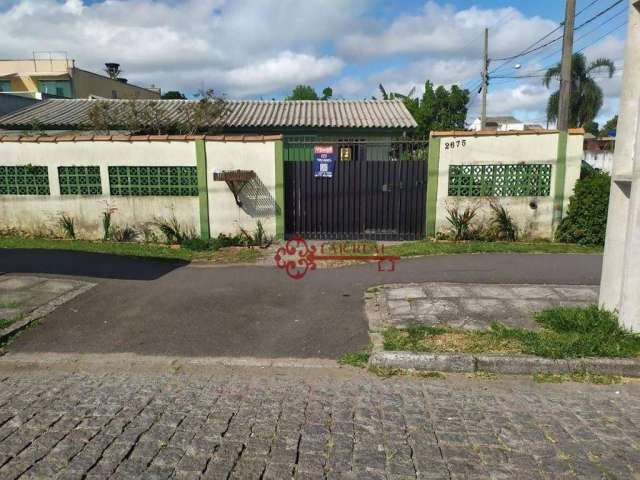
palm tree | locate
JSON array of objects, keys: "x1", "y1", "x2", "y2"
[{"x1": 543, "y1": 52, "x2": 615, "y2": 127}]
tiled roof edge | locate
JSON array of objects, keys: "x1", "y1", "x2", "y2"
[
  {"x1": 431, "y1": 128, "x2": 585, "y2": 138},
  {"x1": 0, "y1": 134, "x2": 284, "y2": 143}
]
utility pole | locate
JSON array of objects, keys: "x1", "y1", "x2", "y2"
[
  {"x1": 480, "y1": 28, "x2": 489, "y2": 130},
  {"x1": 557, "y1": 0, "x2": 576, "y2": 132},
  {"x1": 552, "y1": 0, "x2": 576, "y2": 228}
]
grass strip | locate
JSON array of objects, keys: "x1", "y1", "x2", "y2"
[
  {"x1": 382, "y1": 306, "x2": 640, "y2": 360},
  {"x1": 384, "y1": 240, "x2": 602, "y2": 257}
]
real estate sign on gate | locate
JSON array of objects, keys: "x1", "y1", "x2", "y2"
[{"x1": 313, "y1": 145, "x2": 335, "y2": 178}]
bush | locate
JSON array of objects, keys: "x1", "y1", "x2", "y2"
[
  {"x1": 445, "y1": 204, "x2": 479, "y2": 241},
  {"x1": 555, "y1": 171, "x2": 610, "y2": 246},
  {"x1": 489, "y1": 202, "x2": 518, "y2": 241}
]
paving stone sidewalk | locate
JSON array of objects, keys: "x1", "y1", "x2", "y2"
[
  {"x1": 0, "y1": 366, "x2": 638, "y2": 479},
  {"x1": 367, "y1": 283, "x2": 599, "y2": 331},
  {"x1": 0, "y1": 276, "x2": 94, "y2": 337}
]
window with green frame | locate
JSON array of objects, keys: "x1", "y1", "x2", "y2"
[
  {"x1": 58, "y1": 166, "x2": 102, "y2": 195},
  {"x1": 448, "y1": 164, "x2": 552, "y2": 197},
  {"x1": 0, "y1": 80, "x2": 11, "y2": 92},
  {"x1": 0, "y1": 166, "x2": 50, "y2": 195},
  {"x1": 108, "y1": 166, "x2": 198, "y2": 196},
  {"x1": 38, "y1": 79, "x2": 71, "y2": 98}
]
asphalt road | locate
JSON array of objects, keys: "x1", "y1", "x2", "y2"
[{"x1": 0, "y1": 249, "x2": 603, "y2": 358}]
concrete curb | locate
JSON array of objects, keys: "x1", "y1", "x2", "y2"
[
  {"x1": 0, "y1": 281, "x2": 96, "y2": 343},
  {"x1": 369, "y1": 351, "x2": 640, "y2": 377}
]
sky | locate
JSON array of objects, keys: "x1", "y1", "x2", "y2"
[{"x1": 0, "y1": 0, "x2": 628, "y2": 126}]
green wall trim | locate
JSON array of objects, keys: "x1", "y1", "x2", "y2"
[
  {"x1": 274, "y1": 139, "x2": 285, "y2": 240},
  {"x1": 553, "y1": 131, "x2": 568, "y2": 228},
  {"x1": 195, "y1": 140, "x2": 210, "y2": 240},
  {"x1": 426, "y1": 137, "x2": 441, "y2": 237}
]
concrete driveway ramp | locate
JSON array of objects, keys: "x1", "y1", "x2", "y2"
[{"x1": 369, "y1": 283, "x2": 599, "y2": 331}]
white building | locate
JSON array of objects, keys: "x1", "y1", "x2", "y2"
[{"x1": 470, "y1": 116, "x2": 526, "y2": 132}]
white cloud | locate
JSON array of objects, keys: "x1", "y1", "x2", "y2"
[
  {"x1": 0, "y1": 0, "x2": 363, "y2": 97},
  {"x1": 221, "y1": 52, "x2": 344, "y2": 97},
  {"x1": 338, "y1": 1, "x2": 558, "y2": 61},
  {"x1": 0, "y1": 0, "x2": 626, "y2": 124}
]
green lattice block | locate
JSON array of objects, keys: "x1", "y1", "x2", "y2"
[
  {"x1": 448, "y1": 164, "x2": 552, "y2": 197},
  {"x1": 108, "y1": 165, "x2": 198, "y2": 196},
  {"x1": 0, "y1": 165, "x2": 49, "y2": 195},
  {"x1": 58, "y1": 166, "x2": 102, "y2": 195}
]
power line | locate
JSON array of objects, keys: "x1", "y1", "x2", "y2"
[
  {"x1": 525, "y1": 5, "x2": 626, "y2": 70},
  {"x1": 489, "y1": 0, "x2": 623, "y2": 71}
]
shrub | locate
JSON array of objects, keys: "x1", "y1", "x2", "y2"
[
  {"x1": 555, "y1": 171, "x2": 610, "y2": 245},
  {"x1": 58, "y1": 214, "x2": 76, "y2": 239},
  {"x1": 446, "y1": 204, "x2": 479, "y2": 241},
  {"x1": 489, "y1": 202, "x2": 518, "y2": 241},
  {"x1": 102, "y1": 205, "x2": 117, "y2": 240},
  {"x1": 111, "y1": 225, "x2": 137, "y2": 242},
  {"x1": 154, "y1": 215, "x2": 187, "y2": 244}
]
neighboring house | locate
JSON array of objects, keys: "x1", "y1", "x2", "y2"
[
  {"x1": 0, "y1": 57, "x2": 160, "y2": 100},
  {"x1": 0, "y1": 92, "x2": 40, "y2": 116},
  {"x1": 470, "y1": 116, "x2": 526, "y2": 131},
  {"x1": 0, "y1": 98, "x2": 416, "y2": 140},
  {"x1": 583, "y1": 134, "x2": 615, "y2": 173}
]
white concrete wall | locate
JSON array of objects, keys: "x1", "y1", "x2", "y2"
[
  {"x1": 584, "y1": 150, "x2": 614, "y2": 173},
  {"x1": 435, "y1": 132, "x2": 583, "y2": 239},
  {"x1": 0, "y1": 141, "x2": 199, "y2": 239},
  {"x1": 205, "y1": 141, "x2": 277, "y2": 238}
]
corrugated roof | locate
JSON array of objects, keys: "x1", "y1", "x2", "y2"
[
  {"x1": 0, "y1": 99, "x2": 417, "y2": 130},
  {"x1": 0, "y1": 134, "x2": 283, "y2": 143}
]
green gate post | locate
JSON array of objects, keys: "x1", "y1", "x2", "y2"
[
  {"x1": 195, "y1": 139, "x2": 210, "y2": 240},
  {"x1": 426, "y1": 137, "x2": 441, "y2": 237},
  {"x1": 552, "y1": 131, "x2": 568, "y2": 229},
  {"x1": 275, "y1": 139, "x2": 285, "y2": 240}
]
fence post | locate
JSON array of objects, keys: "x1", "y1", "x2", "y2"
[
  {"x1": 195, "y1": 139, "x2": 210, "y2": 240},
  {"x1": 426, "y1": 136, "x2": 441, "y2": 237},
  {"x1": 275, "y1": 139, "x2": 285, "y2": 240}
]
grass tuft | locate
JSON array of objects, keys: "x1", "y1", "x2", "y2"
[
  {"x1": 533, "y1": 372, "x2": 624, "y2": 385},
  {"x1": 337, "y1": 351, "x2": 370, "y2": 368},
  {"x1": 382, "y1": 306, "x2": 640, "y2": 360}
]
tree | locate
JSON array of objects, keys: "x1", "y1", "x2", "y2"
[
  {"x1": 584, "y1": 120, "x2": 599, "y2": 137},
  {"x1": 543, "y1": 52, "x2": 615, "y2": 127},
  {"x1": 161, "y1": 90, "x2": 187, "y2": 100},
  {"x1": 286, "y1": 85, "x2": 319, "y2": 100},
  {"x1": 405, "y1": 81, "x2": 469, "y2": 138},
  {"x1": 601, "y1": 115, "x2": 618, "y2": 136},
  {"x1": 88, "y1": 89, "x2": 228, "y2": 135},
  {"x1": 321, "y1": 87, "x2": 333, "y2": 100}
]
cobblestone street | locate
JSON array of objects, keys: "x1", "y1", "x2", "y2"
[{"x1": 0, "y1": 362, "x2": 639, "y2": 480}]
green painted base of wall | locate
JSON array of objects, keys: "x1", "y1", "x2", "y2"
[
  {"x1": 426, "y1": 137, "x2": 441, "y2": 237},
  {"x1": 275, "y1": 140, "x2": 285, "y2": 240},
  {"x1": 195, "y1": 140, "x2": 210, "y2": 240}
]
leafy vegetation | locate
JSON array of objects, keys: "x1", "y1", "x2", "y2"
[
  {"x1": 445, "y1": 204, "x2": 478, "y2": 241},
  {"x1": 404, "y1": 81, "x2": 470, "y2": 138},
  {"x1": 337, "y1": 351, "x2": 370, "y2": 368},
  {"x1": 58, "y1": 214, "x2": 76, "y2": 239},
  {"x1": 87, "y1": 88, "x2": 228, "y2": 135},
  {"x1": 533, "y1": 372, "x2": 623, "y2": 385},
  {"x1": 556, "y1": 170, "x2": 611, "y2": 246},
  {"x1": 489, "y1": 203, "x2": 518, "y2": 241},
  {"x1": 285, "y1": 85, "x2": 333, "y2": 101},
  {"x1": 383, "y1": 239, "x2": 601, "y2": 257},
  {"x1": 382, "y1": 306, "x2": 640, "y2": 360},
  {"x1": 544, "y1": 53, "x2": 615, "y2": 127},
  {"x1": 0, "y1": 236, "x2": 261, "y2": 264}
]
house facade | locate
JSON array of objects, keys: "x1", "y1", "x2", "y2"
[{"x1": 0, "y1": 58, "x2": 160, "y2": 100}]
